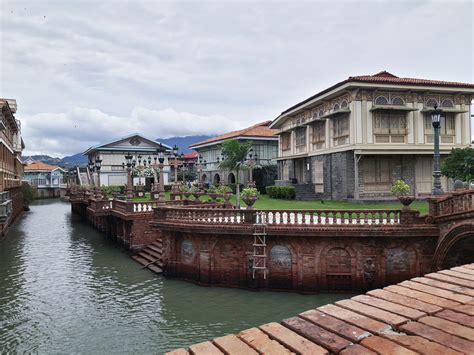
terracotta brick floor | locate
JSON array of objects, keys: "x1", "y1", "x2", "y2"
[{"x1": 167, "y1": 264, "x2": 474, "y2": 354}]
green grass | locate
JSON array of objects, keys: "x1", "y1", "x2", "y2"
[
  {"x1": 131, "y1": 192, "x2": 429, "y2": 215},
  {"x1": 248, "y1": 195, "x2": 429, "y2": 215}
]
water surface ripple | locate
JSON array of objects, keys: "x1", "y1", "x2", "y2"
[{"x1": 0, "y1": 199, "x2": 349, "y2": 353}]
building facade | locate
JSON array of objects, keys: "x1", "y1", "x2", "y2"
[
  {"x1": 24, "y1": 160, "x2": 66, "y2": 198},
  {"x1": 83, "y1": 134, "x2": 172, "y2": 188},
  {"x1": 270, "y1": 71, "x2": 474, "y2": 200},
  {"x1": 189, "y1": 121, "x2": 278, "y2": 188},
  {"x1": 0, "y1": 99, "x2": 25, "y2": 235}
]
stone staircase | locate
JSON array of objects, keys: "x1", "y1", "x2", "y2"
[
  {"x1": 131, "y1": 238, "x2": 163, "y2": 274},
  {"x1": 294, "y1": 183, "x2": 318, "y2": 201}
]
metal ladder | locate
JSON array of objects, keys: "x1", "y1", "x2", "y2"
[{"x1": 252, "y1": 212, "x2": 267, "y2": 279}]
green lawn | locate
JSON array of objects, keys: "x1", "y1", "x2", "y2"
[{"x1": 130, "y1": 192, "x2": 428, "y2": 215}]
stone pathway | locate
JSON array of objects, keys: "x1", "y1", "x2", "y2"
[{"x1": 167, "y1": 264, "x2": 474, "y2": 354}]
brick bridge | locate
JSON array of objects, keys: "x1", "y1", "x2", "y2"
[{"x1": 69, "y1": 189, "x2": 474, "y2": 293}]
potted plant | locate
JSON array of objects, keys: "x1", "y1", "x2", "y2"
[
  {"x1": 207, "y1": 186, "x2": 219, "y2": 201},
  {"x1": 189, "y1": 185, "x2": 202, "y2": 200},
  {"x1": 390, "y1": 180, "x2": 415, "y2": 210},
  {"x1": 241, "y1": 187, "x2": 259, "y2": 209},
  {"x1": 217, "y1": 185, "x2": 233, "y2": 207}
]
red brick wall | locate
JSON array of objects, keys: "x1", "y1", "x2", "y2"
[{"x1": 162, "y1": 230, "x2": 438, "y2": 293}]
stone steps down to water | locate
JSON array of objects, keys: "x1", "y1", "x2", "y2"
[
  {"x1": 168, "y1": 263, "x2": 474, "y2": 355},
  {"x1": 131, "y1": 239, "x2": 163, "y2": 274}
]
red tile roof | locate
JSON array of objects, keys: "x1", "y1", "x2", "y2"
[
  {"x1": 24, "y1": 161, "x2": 60, "y2": 171},
  {"x1": 183, "y1": 151, "x2": 199, "y2": 159},
  {"x1": 349, "y1": 71, "x2": 474, "y2": 88},
  {"x1": 282, "y1": 71, "x2": 474, "y2": 115},
  {"x1": 189, "y1": 121, "x2": 278, "y2": 148}
]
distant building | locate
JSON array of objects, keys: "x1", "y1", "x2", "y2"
[
  {"x1": 83, "y1": 134, "x2": 172, "y2": 188},
  {"x1": 189, "y1": 121, "x2": 278, "y2": 187},
  {"x1": 270, "y1": 71, "x2": 474, "y2": 200},
  {"x1": 24, "y1": 161, "x2": 66, "y2": 198},
  {"x1": 0, "y1": 98, "x2": 25, "y2": 235}
]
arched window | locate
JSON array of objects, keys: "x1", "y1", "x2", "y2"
[
  {"x1": 426, "y1": 98, "x2": 438, "y2": 107},
  {"x1": 326, "y1": 247, "x2": 351, "y2": 273},
  {"x1": 333, "y1": 103, "x2": 340, "y2": 111},
  {"x1": 391, "y1": 97, "x2": 404, "y2": 105},
  {"x1": 341, "y1": 101, "x2": 348, "y2": 108},
  {"x1": 441, "y1": 99, "x2": 454, "y2": 108},
  {"x1": 375, "y1": 96, "x2": 389, "y2": 105}
]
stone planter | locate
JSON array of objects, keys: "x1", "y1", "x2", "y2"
[
  {"x1": 242, "y1": 195, "x2": 258, "y2": 209},
  {"x1": 183, "y1": 192, "x2": 191, "y2": 200},
  {"x1": 398, "y1": 196, "x2": 415, "y2": 210},
  {"x1": 193, "y1": 192, "x2": 203, "y2": 201},
  {"x1": 223, "y1": 192, "x2": 233, "y2": 208},
  {"x1": 208, "y1": 193, "x2": 218, "y2": 202}
]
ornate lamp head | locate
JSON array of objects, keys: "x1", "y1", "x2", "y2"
[{"x1": 431, "y1": 104, "x2": 442, "y2": 129}]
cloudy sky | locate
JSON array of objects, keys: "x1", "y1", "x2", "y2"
[{"x1": 1, "y1": 0, "x2": 473, "y2": 157}]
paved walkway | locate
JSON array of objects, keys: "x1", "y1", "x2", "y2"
[{"x1": 168, "y1": 264, "x2": 474, "y2": 354}]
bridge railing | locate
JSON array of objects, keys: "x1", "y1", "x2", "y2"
[
  {"x1": 428, "y1": 189, "x2": 474, "y2": 218},
  {"x1": 156, "y1": 207, "x2": 402, "y2": 226}
]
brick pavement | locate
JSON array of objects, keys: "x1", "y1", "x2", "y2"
[{"x1": 167, "y1": 263, "x2": 474, "y2": 354}]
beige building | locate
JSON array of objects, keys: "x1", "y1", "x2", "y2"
[
  {"x1": 83, "y1": 134, "x2": 172, "y2": 188},
  {"x1": 270, "y1": 71, "x2": 474, "y2": 200}
]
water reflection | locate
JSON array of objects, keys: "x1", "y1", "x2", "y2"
[{"x1": 0, "y1": 199, "x2": 350, "y2": 353}]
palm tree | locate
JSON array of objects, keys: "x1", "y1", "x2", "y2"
[{"x1": 219, "y1": 139, "x2": 252, "y2": 209}]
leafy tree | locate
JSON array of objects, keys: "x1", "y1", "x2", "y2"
[
  {"x1": 441, "y1": 147, "x2": 474, "y2": 182},
  {"x1": 219, "y1": 139, "x2": 252, "y2": 208}
]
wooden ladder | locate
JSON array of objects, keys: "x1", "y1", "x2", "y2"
[{"x1": 252, "y1": 212, "x2": 267, "y2": 280}]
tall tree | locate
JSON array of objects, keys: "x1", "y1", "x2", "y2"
[
  {"x1": 219, "y1": 139, "x2": 252, "y2": 209},
  {"x1": 441, "y1": 147, "x2": 474, "y2": 182}
]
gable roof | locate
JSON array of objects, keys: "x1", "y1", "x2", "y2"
[
  {"x1": 280, "y1": 71, "x2": 474, "y2": 116},
  {"x1": 189, "y1": 121, "x2": 278, "y2": 149},
  {"x1": 24, "y1": 161, "x2": 65, "y2": 172},
  {"x1": 83, "y1": 133, "x2": 172, "y2": 155}
]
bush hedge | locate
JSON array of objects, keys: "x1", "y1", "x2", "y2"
[{"x1": 265, "y1": 185, "x2": 295, "y2": 200}]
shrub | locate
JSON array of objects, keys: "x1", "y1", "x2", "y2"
[
  {"x1": 390, "y1": 180, "x2": 411, "y2": 197},
  {"x1": 265, "y1": 185, "x2": 295, "y2": 200},
  {"x1": 21, "y1": 182, "x2": 36, "y2": 204}
]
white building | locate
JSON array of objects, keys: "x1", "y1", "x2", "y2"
[{"x1": 83, "y1": 134, "x2": 172, "y2": 188}]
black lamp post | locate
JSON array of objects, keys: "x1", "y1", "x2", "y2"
[
  {"x1": 125, "y1": 153, "x2": 134, "y2": 200},
  {"x1": 431, "y1": 105, "x2": 444, "y2": 196},
  {"x1": 180, "y1": 153, "x2": 187, "y2": 184},
  {"x1": 156, "y1": 144, "x2": 166, "y2": 204}
]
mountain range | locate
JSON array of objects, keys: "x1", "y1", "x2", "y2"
[{"x1": 22, "y1": 135, "x2": 213, "y2": 168}]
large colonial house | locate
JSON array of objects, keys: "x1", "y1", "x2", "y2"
[
  {"x1": 83, "y1": 134, "x2": 172, "y2": 188},
  {"x1": 189, "y1": 121, "x2": 278, "y2": 187},
  {"x1": 0, "y1": 98, "x2": 25, "y2": 235},
  {"x1": 23, "y1": 160, "x2": 66, "y2": 198},
  {"x1": 270, "y1": 71, "x2": 474, "y2": 200}
]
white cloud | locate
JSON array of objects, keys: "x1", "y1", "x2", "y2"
[
  {"x1": 21, "y1": 106, "x2": 247, "y2": 156},
  {"x1": 1, "y1": 0, "x2": 472, "y2": 156}
]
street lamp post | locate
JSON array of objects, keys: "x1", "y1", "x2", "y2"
[
  {"x1": 95, "y1": 155, "x2": 102, "y2": 199},
  {"x1": 125, "y1": 153, "x2": 134, "y2": 200},
  {"x1": 431, "y1": 105, "x2": 444, "y2": 196},
  {"x1": 170, "y1": 145, "x2": 181, "y2": 199},
  {"x1": 247, "y1": 148, "x2": 257, "y2": 187},
  {"x1": 157, "y1": 146, "x2": 166, "y2": 205},
  {"x1": 180, "y1": 153, "x2": 187, "y2": 184}
]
